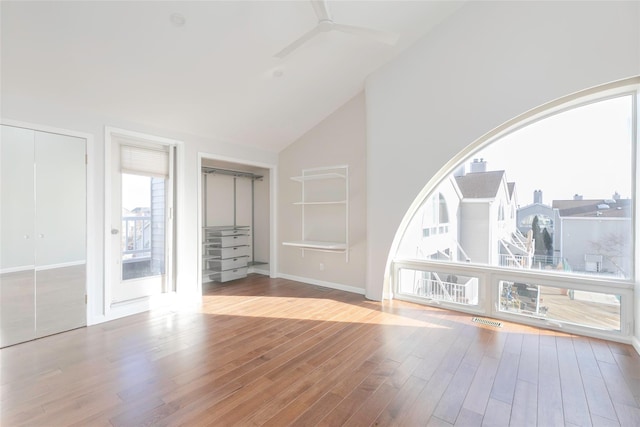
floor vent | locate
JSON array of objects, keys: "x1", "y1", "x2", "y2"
[{"x1": 472, "y1": 317, "x2": 503, "y2": 328}]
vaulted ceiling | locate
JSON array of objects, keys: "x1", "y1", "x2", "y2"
[{"x1": 1, "y1": 1, "x2": 463, "y2": 152}]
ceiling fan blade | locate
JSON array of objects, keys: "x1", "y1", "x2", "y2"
[
  {"x1": 332, "y1": 23, "x2": 399, "y2": 46},
  {"x1": 310, "y1": 0, "x2": 331, "y2": 22},
  {"x1": 274, "y1": 26, "x2": 322, "y2": 59}
]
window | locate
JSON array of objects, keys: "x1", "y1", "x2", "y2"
[
  {"x1": 420, "y1": 193, "x2": 449, "y2": 229},
  {"x1": 393, "y1": 84, "x2": 637, "y2": 339}
]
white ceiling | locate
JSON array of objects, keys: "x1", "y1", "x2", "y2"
[{"x1": 1, "y1": 1, "x2": 463, "y2": 152}]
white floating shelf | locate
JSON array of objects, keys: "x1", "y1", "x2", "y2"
[
  {"x1": 282, "y1": 240, "x2": 347, "y2": 251},
  {"x1": 293, "y1": 201, "x2": 347, "y2": 205},
  {"x1": 290, "y1": 173, "x2": 346, "y2": 182}
]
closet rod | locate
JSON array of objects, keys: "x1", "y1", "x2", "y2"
[{"x1": 202, "y1": 166, "x2": 263, "y2": 181}]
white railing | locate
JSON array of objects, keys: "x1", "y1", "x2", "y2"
[
  {"x1": 502, "y1": 254, "x2": 568, "y2": 270},
  {"x1": 413, "y1": 274, "x2": 479, "y2": 305},
  {"x1": 122, "y1": 215, "x2": 151, "y2": 262},
  {"x1": 498, "y1": 253, "x2": 532, "y2": 269}
]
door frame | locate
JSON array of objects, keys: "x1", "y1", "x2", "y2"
[
  {"x1": 197, "y1": 152, "x2": 278, "y2": 297},
  {"x1": 1, "y1": 118, "x2": 94, "y2": 326},
  {"x1": 104, "y1": 126, "x2": 184, "y2": 320}
]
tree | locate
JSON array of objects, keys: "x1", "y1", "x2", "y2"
[
  {"x1": 531, "y1": 215, "x2": 553, "y2": 260},
  {"x1": 542, "y1": 228, "x2": 553, "y2": 256},
  {"x1": 531, "y1": 216, "x2": 545, "y2": 255},
  {"x1": 589, "y1": 232, "x2": 629, "y2": 277}
]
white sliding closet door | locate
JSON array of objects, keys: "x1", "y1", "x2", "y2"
[{"x1": 1, "y1": 125, "x2": 87, "y2": 348}]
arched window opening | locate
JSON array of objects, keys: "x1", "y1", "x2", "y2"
[{"x1": 393, "y1": 87, "x2": 636, "y2": 339}]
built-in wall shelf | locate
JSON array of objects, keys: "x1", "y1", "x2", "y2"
[
  {"x1": 290, "y1": 172, "x2": 346, "y2": 182},
  {"x1": 282, "y1": 240, "x2": 347, "y2": 251},
  {"x1": 293, "y1": 201, "x2": 347, "y2": 205},
  {"x1": 283, "y1": 165, "x2": 349, "y2": 262}
]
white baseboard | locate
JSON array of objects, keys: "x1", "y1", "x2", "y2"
[
  {"x1": 632, "y1": 335, "x2": 640, "y2": 356},
  {"x1": 248, "y1": 266, "x2": 270, "y2": 276},
  {"x1": 277, "y1": 273, "x2": 365, "y2": 295}
]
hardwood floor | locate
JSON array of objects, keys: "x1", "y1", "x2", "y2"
[{"x1": 1, "y1": 274, "x2": 639, "y2": 426}]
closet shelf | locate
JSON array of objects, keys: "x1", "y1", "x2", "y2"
[
  {"x1": 282, "y1": 240, "x2": 347, "y2": 251},
  {"x1": 290, "y1": 173, "x2": 346, "y2": 182}
]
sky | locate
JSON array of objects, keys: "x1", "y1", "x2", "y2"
[
  {"x1": 468, "y1": 95, "x2": 633, "y2": 206},
  {"x1": 122, "y1": 174, "x2": 151, "y2": 211}
]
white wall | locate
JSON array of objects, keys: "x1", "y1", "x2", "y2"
[
  {"x1": 365, "y1": 0, "x2": 640, "y2": 303},
  {"x1": 1, "y1": 93, "x2": 278, "y2": 324},
  {"x1": 278, "y1": 92, "x2": 367, "y2": 292}
]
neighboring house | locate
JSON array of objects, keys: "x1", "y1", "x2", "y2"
[
  {"x1": 552, "y1": 196, "x2": 632, "y2": 277},
  {"x1": 516, "y1": 190, "x2": 555, "y2": 236},
  {"x1": 397, "y1": 175, "x2": 462, "y2": 262},
  {"x1": 401, "y1": 159, "x2": 524, "y2": 268},
  {"x1": 454, "y1": 159, "x2": 523, "y2": 267}
]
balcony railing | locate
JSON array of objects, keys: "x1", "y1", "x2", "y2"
[
  {"x1": 414, "y1": 276, "x2": 479, "y2": 305},
  {"x1": 122, "y1": 215, "x2": 151, "y2": 262},
  {"x1": 498, "y1": 253, "x2": 532, "y2": 269}
]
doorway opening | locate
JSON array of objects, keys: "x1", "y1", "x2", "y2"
[{"x1": 199, "y1": 157, "x2": 273, "y2": 294}]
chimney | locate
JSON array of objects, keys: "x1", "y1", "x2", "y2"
[
  {"x1": 470, "y1": 158, "x2": 487, "y2": 173},
  {"x1": 533, "y1": 189, "x2": 543, "y2": 204},
  {"x1": 573, "y1": 194, "x2": 583, "y2": 200}
]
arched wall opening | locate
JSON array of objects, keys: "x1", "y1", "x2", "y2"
[{"x1": 385, "y1": 77, "x2": 639, "y2": 343}]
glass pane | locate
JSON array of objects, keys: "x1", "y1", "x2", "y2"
[
  {"x1": 1, "y1": 126, "x2": 36, "y2": 347},
  {"x1": 34, "y1": 131, "x2": 86, "y2": 338},
  {"x1": 498, "y1": 280, "x2": 620, "y2": 331},
  {"x1": 397, "y1": 267, "x2": 479, "y2": 306},
  {"x1": 398, "y1": 95, "x2": 633, "y2": 279},
  {"x1": 121, "y1": 174, "x2": 165, "y2": 280}
]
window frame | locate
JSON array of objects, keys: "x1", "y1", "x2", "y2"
[{"x1": 390, "y1": 79, "x2": 639, "y2": 343}]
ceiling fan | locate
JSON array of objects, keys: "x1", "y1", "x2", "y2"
[{"x1": 274, "y1": 0, "x2": 399, "y2": 59}]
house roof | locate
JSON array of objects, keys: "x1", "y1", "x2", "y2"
[
  {"x1": 507, "y1": 182, "x2": 516, "y2": 199},
  {"x1": 455, "y1": 171, "x2": 506, "y2": 199},
  {"x1": 552, "y1": 199, "x2": 631, "y2": 218}
]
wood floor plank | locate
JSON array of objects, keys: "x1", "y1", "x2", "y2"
[
  {"x1": 1, "y1": 274, "x2": 639, "y2": 427},
  {"x1": 432, "y1": 361, "x2": 478, "y2": 424},
  {"x1": 510, "y1": 379, "x2": 538, "y2": 427},
  {"x1": 598, "y1": 360, "x2": 640, "y2": 408},
  {"x1": 537, "y1": 335, "x2": 565, "y2": 426},
  {"x1": 482, "y1": 397, "x2": 512, "y2": 426},
  {"x1": 517, "y1": 332, "x2": 539, "y2": 385},
  {"x1": 490, "y1": 350, "x2": 519, "y2": 404},
  {"x1": 462, "y1": 355, "x2": 500, "y2": 415},
  {"x1": 582, "y1": 372, "x2": 620, "y2": 423},
  {"x1": 316, "y1": 358, "x2": 401, "y2": 427},
  {"x1": 557, "y1": 336, "x2": 592, "y2": 426},
  {"x1": 372, "y1": 374, "x2": 428, "y2": 426}
]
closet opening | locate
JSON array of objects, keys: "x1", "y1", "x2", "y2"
[{"x1": 200, "y1": 158, "x2": 272, "y2": 293}]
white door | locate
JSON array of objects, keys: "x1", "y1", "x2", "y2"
[
  {"x1": 111, "y1": 139, "x2": 174, "y2": 303},
  {"x1": 1, "y1": 125, "x2": 86, "y2": 347}
]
